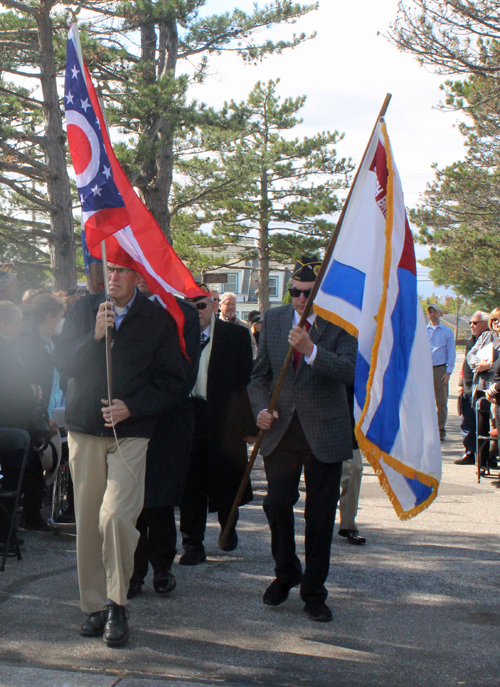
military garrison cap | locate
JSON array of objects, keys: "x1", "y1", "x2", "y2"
[{"x1": 292, "y1": 255, "x2": 321, "y2": 282}]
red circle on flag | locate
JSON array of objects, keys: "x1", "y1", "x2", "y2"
[{"x1": 67, "y1": 124, "x2": 92, "y2": 175}]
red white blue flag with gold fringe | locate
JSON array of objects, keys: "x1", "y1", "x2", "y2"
[{"x1": 314, "y1": 120, "x2": 441, "y2": 520}]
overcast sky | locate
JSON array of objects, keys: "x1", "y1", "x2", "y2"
[{"x1": 188, "y1": 0, "x2": 466, "y2": 298}]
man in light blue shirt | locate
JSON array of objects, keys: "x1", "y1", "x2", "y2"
[{"x1": 427, "y1": 304, "x2": 456, "y2": 440}]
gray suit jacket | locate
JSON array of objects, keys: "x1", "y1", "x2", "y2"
[{"x1": 248, "y1": 304, "x2": 357, "y2": 463}]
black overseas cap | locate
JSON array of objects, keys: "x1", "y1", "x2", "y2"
[{"x1": 292, "y1": 255, "x2": 321, "y2": 282}]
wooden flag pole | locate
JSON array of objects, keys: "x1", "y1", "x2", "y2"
[
  {"x1": 97, "y1": 91, "x2": 114, "y2": 404},
  {"x1": 101, "y1": 244, "x2": 113, "y2": 402},
  {"x1": 219, "y1": 93, "x2": 392, "y2": 550}
]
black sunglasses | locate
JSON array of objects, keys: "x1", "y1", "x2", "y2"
[
  {"x1": 469, "y1": 321, "x2": 481, "y2": 325},
  {"x1": 288, "y1": 287, "x2": 312, "y2": 299},
  {"x1": 194, "y1": 302, "x2": 209, "y2": 310}
]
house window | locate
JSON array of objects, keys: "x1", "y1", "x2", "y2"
[
  {"x1": 222, "y1": 273, "x2": 238, "y2": 293},
  {"x1": 269, "y1": 276, "x2": 278, "y2": 298}
]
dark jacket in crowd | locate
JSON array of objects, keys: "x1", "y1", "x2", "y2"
[
  {"x1": 54, "y1": 290, "x2": 186, "y2": 439},
  {"x1": 0, "y1": 336, "x2": 35, "y2": 431},
  {"x1": 202, "y1": 317, "x2": 256, "y2": 512},
  {"x1": 144, "y1": 297, "x2": 201, "y2": 508},
  {"x1": 17, "y1": 320, "x2": 55, "y2": 408},
  {"x1": 460, "y1": 335, "x2": 478, "y2": 395}
]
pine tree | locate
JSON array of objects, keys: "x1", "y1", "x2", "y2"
[
  {"x1": 85, "y1": 0, "x2": 319, "y2": 241},
  {"x1": 0, "y1": 4, "x2": 76, "y2": 290},
  {"x1": 175, "y1": 79, "x2": 352, "y2": 311}
]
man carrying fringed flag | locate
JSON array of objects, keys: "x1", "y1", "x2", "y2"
[
  {"x1": 314, "y1": 118, "x2": 442, "y2": 520},
  {"x1": 55, "y1": 21, "x2": 199, "y2": 647}
]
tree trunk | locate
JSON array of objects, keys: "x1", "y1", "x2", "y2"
[
  {"x1": 141, "y1": 17, "x2": 178, "y2": 244},
  {"x1": 37, "y1": 0, "x2": 76, "y2": 290},
  {"x1": 258, "y1": 169, "x2": 270, "y2": 312}
]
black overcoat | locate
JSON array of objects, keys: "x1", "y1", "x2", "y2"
[
  {"x1": 144, "y1": 298, "x2": 201, "y2": 508},
  {"x1": 203, "y1": 317, "x2": 256, "y2": 512},
  {"x1": 54, "y1": 290, "x2": 186, "y2": 439}
]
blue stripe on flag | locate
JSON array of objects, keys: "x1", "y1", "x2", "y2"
[
  {"x1": 366, "y1": 267, "x2": 417, "y2": 453},
  {"x1": 321, "y1": 260, "x2": 366, "y2": 310},
  {"x1": 404, "y1": 475, "x2": 434, "y2": 507},
  {"x1": 355, "y1": 351, "x2": 370, "y2": 411}
]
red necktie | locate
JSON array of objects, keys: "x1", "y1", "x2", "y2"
[{"x1": 293, "y1": 320, "x2": 312, "y2": 372}]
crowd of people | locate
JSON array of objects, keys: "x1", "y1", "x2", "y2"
[
  {"x1": 426, "y1": 302, "x2": 500, "y2": 476},
  {"x1": 0, "y1": 259, "x2": 368, "y2": 647}
]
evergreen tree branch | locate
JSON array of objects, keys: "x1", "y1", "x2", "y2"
[
  {"x1": 0, "y1": 0, "x2": 37, "y2": 17},
  {"x1": 0, "y1": 175, "x2": 56, "y2": 211}
]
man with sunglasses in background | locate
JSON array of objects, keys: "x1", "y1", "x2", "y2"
[
  {"x1": 455, "y1": 311, "x2": 489, "y2": 465},
  {"x1": 179, "y1": 284, "x2": 257, "y2": 565},
  {"x1": 248, "y1": 256, "x2": 357, "y2": 623},
  {"x1": 55, "y1": 264, "x2": 186, "y2": 646}
]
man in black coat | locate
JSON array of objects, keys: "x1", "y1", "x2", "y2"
[
  {"x1": 128, "y1": 281, "x2": 200, "y2": 599},
  {"x1": 55, "y1": 265, "x2": 186, "y2": 647},
  {"x1": 179, "y1": 285, "x2": 256, "y2": 565}
]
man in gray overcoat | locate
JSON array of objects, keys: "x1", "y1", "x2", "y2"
[{"x1": 248, "y1": 256, "x2": 357, "y2": 623}]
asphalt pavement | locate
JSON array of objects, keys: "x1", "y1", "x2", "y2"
[{"x1": 0, "y1": 352, "x2": 499, "y2": 687}]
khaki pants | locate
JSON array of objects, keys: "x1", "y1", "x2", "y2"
[
  {"x1": 339, "y1": 449, "x2": 363, "y2": 531},
  {"x1": 68, "y1": 431, "x2": 149, "y2": 613},
  {"x1": 432, "y1": 364, "x2": 448, "y2": 437}
]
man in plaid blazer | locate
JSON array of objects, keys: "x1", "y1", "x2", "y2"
[{"x1": 248, "y1": 256, "x2": 357, "y2": 623}]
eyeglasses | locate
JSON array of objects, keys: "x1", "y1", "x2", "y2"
[
  {"x1": 469, "y1": 321, "x2": 481, "y2": 325},
  {"x1": 107, "y1": 267, "x2": 133, "y2": 276},
  {"x1": 194, "y1": 302, "x2": 209, "y2": 310},
  {"x1": 288, "y1": 287, "x2": 313, "y2": 299}
]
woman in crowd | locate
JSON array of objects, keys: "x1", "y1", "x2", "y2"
[{"x1": 467, "y1": 308, "x2": 500, "y2": 468}]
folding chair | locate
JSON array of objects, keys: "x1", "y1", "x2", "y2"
[
  {"x1": 47, "y1": 442, "x2": 73, "y2": 535},
  {"x1": 0, "y1": 428, "x2": 31, "y2": 571}
]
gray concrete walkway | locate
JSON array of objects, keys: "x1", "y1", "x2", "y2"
[{"x1": 1, "y1": 352, "x2": 499, "y2": 687}]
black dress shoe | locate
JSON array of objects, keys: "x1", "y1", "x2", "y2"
[
  {"x1": 220, "y1": 527, "x2": 238, "y2": 552},
  {"x1": 80, "y1": 610, "x2": 107, "y2": 637},
  {"x1": 338, "y1": 529, "x2": 366, "y2": 545},
  {"x1": 303, "y1": 601, "x2": 333, "y2": 622},
  {"x1": 103, "y1": 604, "x2": 129, "y2": 647},
  {"x1": 153, "y1": 571, "x2": 177, "y2": 595},
  {"x1": 127, "y1": 578, "x2": 143, "y2": 600},
  {"x1": 263, "y1": 577, "x2": 301, "y2": 606},
  {"x1": 179, "y1": 544, "x2": 206, "y2": 566},
  {"x1": 454, "y1": 453, "x2": 475, "y2": 465}
]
